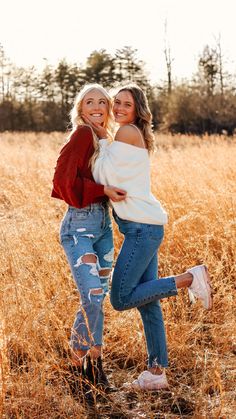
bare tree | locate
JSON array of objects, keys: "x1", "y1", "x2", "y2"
[
  {"x1": 216, "y1": 34, "x2": 224, "y2": 97},
  {"x1": 0, "y1": 44, "x2": 6, "y2": 101},
  {"x1": 164, "y1": 19, "x2": 174, "y2": 95}
]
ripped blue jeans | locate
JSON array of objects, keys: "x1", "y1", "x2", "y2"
[{"x1": 60, "y1": 202, "x2": 113, "y2": 351}]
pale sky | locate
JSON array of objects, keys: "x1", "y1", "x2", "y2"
[{"x1": 1, "y1": 0, "x2": 236, "y2": 83}]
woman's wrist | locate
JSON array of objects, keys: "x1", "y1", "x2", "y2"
[{"x1": 104, "y1": 185, "x2": 108, "y2": 194}]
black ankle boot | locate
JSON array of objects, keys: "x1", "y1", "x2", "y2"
[
  {"x1": 86, "y1": 356, "x2": 115, "y2": 392},
  {"x1": 68, "y1": 362, "x2": 95, "y2": 404},
  {"x1": 96, "y1": 356, "x2": 110, "y2": 388},
  {"x1": 85, "y1": 355, "x2": 99, "y2": 385}
]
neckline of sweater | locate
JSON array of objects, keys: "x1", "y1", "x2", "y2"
[{"x1": 112, "y1": 140, "x2": 149, "y2": 152}]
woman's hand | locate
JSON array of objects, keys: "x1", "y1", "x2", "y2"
[
  {"x1": 82, "y1": 114, "x2": 108, "y2": 139},
  {"x1": 104, "y1": 186, "x2": 127, "y2": 202}
]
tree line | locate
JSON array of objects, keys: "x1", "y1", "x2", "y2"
[{"x1": 0, "y1": 43, "x2": 236, "y2": 134}]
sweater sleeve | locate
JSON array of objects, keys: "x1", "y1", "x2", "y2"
[{"x1": 51, "y1": 126, "x2": 105, "y2": 208}]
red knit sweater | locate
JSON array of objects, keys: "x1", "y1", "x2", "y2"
[{"x1": 51, "y1": 125, "x2": 107, "y2": 208}]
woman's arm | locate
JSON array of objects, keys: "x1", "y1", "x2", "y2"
[
  {"x1": 52, "y1": 126, "x2": 105, "y2": 208},
  {"x1": 52, "y1": 126, "x2": 126, "y2": 207}
]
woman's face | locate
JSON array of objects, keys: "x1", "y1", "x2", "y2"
[
  {"x1": 113, "y1": 91, "x2": 136, "y2": 125},
  {"x1": 81, "y1": 89, "x2": 109, "y2": 126}
]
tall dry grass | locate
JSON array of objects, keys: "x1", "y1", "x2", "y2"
[{"x1": 0, "y1": 132, "x2": 235, "y2": 418}]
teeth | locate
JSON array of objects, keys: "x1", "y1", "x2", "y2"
[{"x1": 91, "y1": 113, "x2": 102, "y2": 116}]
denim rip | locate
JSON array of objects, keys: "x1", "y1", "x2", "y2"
[{"x1": 60, "y1": 203, "x2": 114, "y2": 351}]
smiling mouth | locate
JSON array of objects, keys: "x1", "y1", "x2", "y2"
[{"x1": 91, "y1": 113, "x2": 103, "y2": 117}]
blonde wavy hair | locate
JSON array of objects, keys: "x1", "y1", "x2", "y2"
[
  {"x1": 69, "y1": 83, "x2": 113, "y2": 167},
  {"x1": 114, "y1": 84, "x2": 155, "y2": 153}
]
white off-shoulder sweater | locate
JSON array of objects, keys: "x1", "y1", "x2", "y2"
[{"x1": 93, "y1": 139, "x2": 168, "y2": 225}]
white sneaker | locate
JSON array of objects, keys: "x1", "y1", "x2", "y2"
[
  {"x1": 187, "y1": 265, "x2": 213, "y2": 310},
  {"x1": 125, "y1": 370, "x2": 169, "y2": 391}
]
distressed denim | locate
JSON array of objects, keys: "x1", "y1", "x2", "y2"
[
  {"x1": 60, "y1": 202, "x2": 113, "y2": 351},
  {"x1": 111, "y1": 212, "x2": 177, "y2": 368}
]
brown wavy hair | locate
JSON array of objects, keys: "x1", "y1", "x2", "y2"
[{"x1": 114, "y1": 84, "x2": 155, "y2": 153}]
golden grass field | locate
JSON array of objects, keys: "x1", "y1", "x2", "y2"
[{"x1": 0, "y1": 132, "x2": 235, "y2": 418}]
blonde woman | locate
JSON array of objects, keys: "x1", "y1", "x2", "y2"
[
  {"x1": 51, "y1": 84, "x2": 126, "y2": 396},
  {"x1": 92, "y1": 84, "x2": 212, "y2": 391}
]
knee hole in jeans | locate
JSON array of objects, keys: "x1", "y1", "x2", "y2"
[
  {"x1": 82, "y1": 254, "x2": 97, "y2": 264},
  {"x1": 89, "y1": 288, "x2": 103, "y2": 295},
  {"x1": 74, "y1": 253, "x2": 99, "y2": 276},
  {"x1": 99, "y1": 268, "x2": 111, "y2": 277}
]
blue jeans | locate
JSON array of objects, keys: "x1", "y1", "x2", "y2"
[
  {"x1": 111, "y1": 213, "x2": 177, "y2": 368},
  {"x1": 60, "y1": 203, "x2": 113, "y2": 351}
]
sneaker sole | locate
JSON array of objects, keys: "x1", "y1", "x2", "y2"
[
  {"x1": 188, "y1": 265, "x2": 213, "y2": 310},
  {"x1": 125, "y1": 379, "x2": 169, "y2": 391},
  {"x1": 201, "y1": 265, "x2": 213, "y2": 310}
]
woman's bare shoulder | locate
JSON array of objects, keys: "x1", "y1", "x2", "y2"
[{"x1": 115, "y1": 125, "x2": 143, "y2": 146}]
